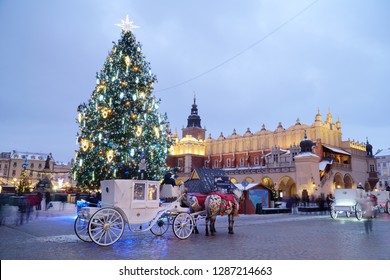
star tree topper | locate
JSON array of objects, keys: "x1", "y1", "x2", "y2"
[{"x1": 115, "y1": 15, "x2": 139, "y2": 33}]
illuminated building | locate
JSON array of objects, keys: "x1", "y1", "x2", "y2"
[
  {"x1": 0, "y1": 150, "x2": 73, "y2": 192},
  {"x1": 167, "y1": 99, "x2": 378, "y2": 210},
  {"x1": 375, "y1": 148, "x2": 390, "y2": 191}
]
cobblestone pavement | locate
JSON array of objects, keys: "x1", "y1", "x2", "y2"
[{"x1": 1, "y1": 203, "x2": 389, "y2": 260}]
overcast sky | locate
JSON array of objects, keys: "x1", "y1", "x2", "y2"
[{"x1": 0, "y1": 0, "x2": 389, "y2": 163}]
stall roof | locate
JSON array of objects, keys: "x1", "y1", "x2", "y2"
[
  {"x1": 322, "y1": 144, "x2": 351, "y2": 156},
  {"x1": 234, "y1": 183, "x2": 258, "y2": 191}
]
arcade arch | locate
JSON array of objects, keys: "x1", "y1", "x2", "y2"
[
  {"x1": 276, "y1": 176, "x2": 296, "y2": 198},
  {"x1": 333, "y1": 173, "x2": 344, "y2": 189},
  {"x1": 260, "y1": 177, "x2": 274, "y2": 189},
  {"x1": 343, "y1": 174, "x2": 353, "y2": 189}
]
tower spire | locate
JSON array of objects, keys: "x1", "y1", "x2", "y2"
[{"x1": 182, "y1": 96, "x2": 206, "y2": 140}]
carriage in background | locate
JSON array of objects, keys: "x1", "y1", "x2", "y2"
[
  {"x1": 330, "y1": 188, "x2": 390, "y2": 220},
  {"x1": 372, "y1": 190, "x2": 390, "y2": 214},
  {"x1": 74, "y1": 179, "x2": 205, "y2": 246},
  {"x1": 330, "y1": 188, "x2": 365, "y2": 220}
]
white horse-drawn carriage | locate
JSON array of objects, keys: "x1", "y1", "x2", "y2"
[
  {"x1": 330, "y1": 188, "x2": 390, "y2": 220},
  {"x1": 74, "y1": 180, "x2": 205, "y2": 246},
  {"x1": 373, "y1": 190, "x2": 390, "y2": 214}
]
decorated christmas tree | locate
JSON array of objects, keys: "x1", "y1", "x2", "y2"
[
  {"x1": 72, "y1": 16, "x2": 173, "y2": 189},
  {"x1": 17, "y1": 160, "x2": 30, "y2": 194}
]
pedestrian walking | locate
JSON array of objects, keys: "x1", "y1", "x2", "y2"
[{"x1": 362, "y1": 197, "x2": 374, "y2": 234}]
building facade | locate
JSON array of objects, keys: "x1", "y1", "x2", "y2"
[
  {"x1": 0, "y1": 150, "x2": 73, "y2": 193},
  {"x1": 167, "y1": 100, "x2": 378, "y2": 206},
  {"x1": 375, "y1": 148, "x2": 390, "y2": 191}
]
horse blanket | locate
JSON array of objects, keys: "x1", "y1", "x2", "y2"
[{"x1": 189, "y1": 192, "x2": 236, "y2": 212}]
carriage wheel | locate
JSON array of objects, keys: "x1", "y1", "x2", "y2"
[
  {"x1": 329, "y1": 205, "x2": 338, "y2": 219},
  {"x1": 150, "y1": 216, "x2": 170, "y2": 236},
  {"x1": 88, "y1": 208, "x2": 125, "y2": 246},
  {"x1": 386, "y1": 201, "x2": 390, "y2": 215},
  {"x1": 74, "y1": 217, "x2": 92, "y2": 242},
  {"x1": 355, "y1": 203, "x2": 363, "y2": 220},
  {"x1": 172, "y1": 213, "x2": 194, "y2": 240}
]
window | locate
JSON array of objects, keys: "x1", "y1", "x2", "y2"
[
  {"x1": 134, "y1": 183, "x2": 145, "y2": 200},
  {"x1": 13, "y1": 162, "x2": 17, "y2": 168},
  {"x1": 254, "y1": 157, "x2": 259, "y2": 166},
  {"x1": 148, "y1": 185, "x2": 157, "y2": 200},
  {"x1": 226, "y1": 159, "x2": 231, "y2": 167},
  {"x1": 178, "y1": 158, "x2": 183, "y2": 171},
  {"x1": 292, "y1": 152, "x2": 298, "y2": 161},
  {"x1": 214, "y1": 160, "x2": 218, "y2": 168},
  {"x1": 240, "y1": 158, "x2": 244, "y2": 167},
  {"x1": 12, "y1": 170, "x2": 16, "y2": 176},
  {"x1": 38, "y1": 163, "x2": 42, "y2": 169},
  {"x1": 30, "y1": 163, "x2": 34, "y2": 169},
  {"x1": 370, "y1": 164, "x2": 375, "y2": 172}
]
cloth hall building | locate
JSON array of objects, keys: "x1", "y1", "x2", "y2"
[{"x1": 167, "y1": 98, "x2": 378, "y2": 212}]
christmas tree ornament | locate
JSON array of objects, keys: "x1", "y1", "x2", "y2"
[
  {"x1": 106, "y1": 150, "x2": 114, "y2": 162},
  {"x1": 136, "y1": 126, "x2": 142, "y2": 137},
  {"x1": 81, "y1": 139, "x2": 90, "y2": 152},
  {"x1": 78, "y1": 113, "x2": 83, "y2": 123},
  {"x1": 123, "y1": 55, "x2": 131, "y2": 66},
  {"x1": 115, "y1": 15, "x2": 139, "y2": 33}
]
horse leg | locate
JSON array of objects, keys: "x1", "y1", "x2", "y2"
[
  {"x1": 205, "y1": 217, "x2": 209, "y2": 236},
  {"x1": 210, "y1": 215, "x2": 216, "y2": 236},
  {"x1": 193, "y1": 215, "x2": 199, "y2": 234},
  {"x1": 228, "y1": 214, "x2": 234, "y2": 234}
]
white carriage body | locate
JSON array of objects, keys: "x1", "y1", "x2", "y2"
[
  {"x1": 333, "y1": 188, "x2": 365, "y2": 210},
  {"x1": 100, "y1": 179, "x2": 161, "y2": 224},
  {"x1": 75, "y1": 179, "x2": 198, "y2": 245}
]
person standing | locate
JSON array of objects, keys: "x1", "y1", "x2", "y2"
[
  {"x1": 362, "y1": 197, "x2": 374, "y2": 234},
  {"x1": 36, "y1": 192, "x2": 43, "y2": 210},
  {"x1": 45, "y1": 191, "x2": 52, "y2": 210}
]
